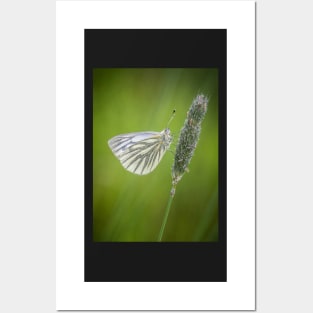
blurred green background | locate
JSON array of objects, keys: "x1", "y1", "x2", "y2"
[{"x1": 93, "y1": 68, "x2": 218, "y2": 242}]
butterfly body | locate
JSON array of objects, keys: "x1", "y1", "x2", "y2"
[{"x1": 108, "y1": 128, "x2": 172, "y2": 175}]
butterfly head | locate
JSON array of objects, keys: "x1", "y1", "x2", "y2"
[{"x1": 161, "y1": 128, "x2": 172, "y2": 148}]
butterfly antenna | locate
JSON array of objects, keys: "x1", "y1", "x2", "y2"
[{"x1": 166, "y1": 109, "x2": 176, "y2": 128}]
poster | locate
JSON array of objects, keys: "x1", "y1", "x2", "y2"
[{"x1": 56, "y1": 1, "x2": 255, "y2": 310}]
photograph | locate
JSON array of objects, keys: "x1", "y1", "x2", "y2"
[{"x1": 92, "y1": 68, "x2": 219, "y2": 242}]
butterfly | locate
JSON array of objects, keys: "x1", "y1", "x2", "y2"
[{"x1": 108, "y1": 111, "x2": 175, "y2": 175}]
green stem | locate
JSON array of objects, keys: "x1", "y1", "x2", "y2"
[{"x1": 157, "y1": 192, "x2": 174, "y2": 242}]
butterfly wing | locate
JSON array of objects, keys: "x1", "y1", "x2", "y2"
[{"x1": 108, "y1": 131, "x2": 171, "y2": 175}]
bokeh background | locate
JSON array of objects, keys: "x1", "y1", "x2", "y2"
[{"x1": 93, "y1": 68, "x2": 218, "y2": 241}]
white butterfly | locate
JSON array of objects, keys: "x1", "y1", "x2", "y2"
[{"x1": 108, "y1": 128, "x2": 173, "y2": 175}]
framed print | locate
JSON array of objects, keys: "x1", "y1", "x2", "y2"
[
  {"x1": 57, "y1": 1, "x2": 255, "y2": 310},
  {"x1": 85, "y1": 29, "x2": 226, "y2": 283}
]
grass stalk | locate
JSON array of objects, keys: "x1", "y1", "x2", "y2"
[
  {"x1": 157, "y1": 94, "x2": 209, "y2": 241},
  {"x1": 157, "y1": 193, "x2": 174, "y2": 241}
]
